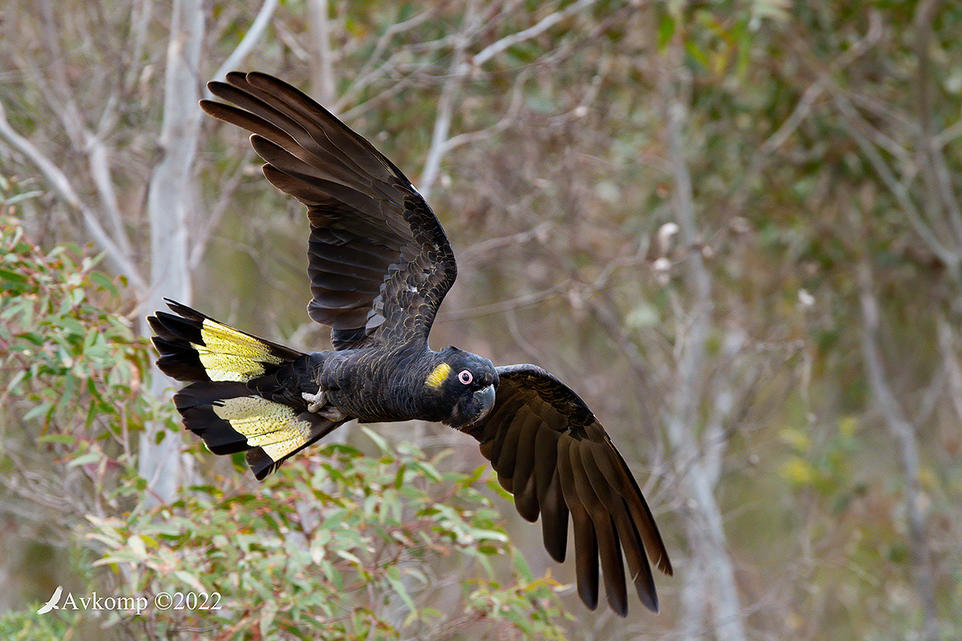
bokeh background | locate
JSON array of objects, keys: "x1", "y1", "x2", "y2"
[{"x1": 1, "y1": 1, "x2": 960, "y2": 639}]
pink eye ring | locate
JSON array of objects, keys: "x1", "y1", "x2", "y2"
[{"x1": 458, "y1": 370, "x2": 473, "y2": 385}]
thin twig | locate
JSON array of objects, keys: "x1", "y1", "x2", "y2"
[
  {"x1": 830, "y1": 87, "x2": 957, "y2": 268},
  {"x1": 207, "y1": 0, "x2": 279, "y2": 94},
  {"x1": 335, "y1": 7, "x2": 438, "y2": 111},
  {"x1": 419, "y1": 3, "x2": 480, "y2": 198},
  {"x1": 856, "y1": 257, "x2": 937, "y2": 641},
  {"x1": 471, "y1": 0, "x2": 599, "y2": 67},
  {"x1": 936, "y1": 316, "x2": 962, "y2": 424},
  {"x1": 0, "y1": 100, "x2": 146, "y2": 290},
  {"x1": 441, "y1": 68, "x2": 530, "y2": 154},
  {"x1": 308, "y1": 0, "x2": 336, "y2": 104}
]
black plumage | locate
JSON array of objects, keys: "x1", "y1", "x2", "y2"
[{"x1": 148, "y1": 71, "x2": 671, "y2": 616}]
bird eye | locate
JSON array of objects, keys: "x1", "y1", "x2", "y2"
[{"x1": 458, "y1": 370, "x2": 473, "y2": 385}]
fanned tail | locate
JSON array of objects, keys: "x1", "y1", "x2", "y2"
[
  {"x1": 147, "y1": 300, "x2": 343, "y2": 479},
  {"x1": 172, "y1": 380, "x2": 342, "y2": 480}
]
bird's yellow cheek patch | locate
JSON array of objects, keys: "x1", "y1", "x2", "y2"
[{"x1": 425, "y1": 362, "x2": 451, "y2": 390}]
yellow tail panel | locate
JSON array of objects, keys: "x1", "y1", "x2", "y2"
[
  {"x1": 192, "y1": 319, "x2": 285, "y2": 382},
  {"x1": 211, "y1": 396, "x2": 313, "y2": 460}
]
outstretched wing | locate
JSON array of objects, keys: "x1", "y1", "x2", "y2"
[
  {"x1": 465, "y1": 364, "x2": 672, "y2": 616},
  {"x1": 201, "y1": 72, "x2": 457, "y2": 350}
]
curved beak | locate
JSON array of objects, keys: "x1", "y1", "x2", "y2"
[{"x1": 472, "y1": 384, "x2": 497, "y2": 422}]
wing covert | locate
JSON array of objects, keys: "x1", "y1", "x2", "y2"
[
  {"x1": 465, "y1": 364, "x2": 672, "y2": 616},
  {"x1": 201, "y1": 72, "x2": 457, "y2": 349}
]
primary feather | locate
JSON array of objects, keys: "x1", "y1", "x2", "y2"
[{"x1": 201, "y1": 72, "x2": 456, "y2": 350}]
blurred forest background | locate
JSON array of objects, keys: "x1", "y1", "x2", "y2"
[{"x1": 1, "y1": 0, "x2": 961, "y2": 639}]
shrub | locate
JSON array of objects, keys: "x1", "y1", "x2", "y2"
[{"x1": 0, "y1": 205, "x2": 568, "y2": 640}]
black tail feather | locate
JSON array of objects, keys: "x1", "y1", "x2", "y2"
[
  {"x1": 173, "y1": 380, "x2": 345, "y2": 479},
  {"x1": 174, "y1": 381, "x2": 254, "y2": 454},
  {"x1": 147, "y1": 299, "x2": 303, "y2": 384},
  {"x1": 149, "y1": 300, "x2": 346, "y2": 479},
  {"x1": 151, "y1": 334, "x2": 210, "y2": 382},
  {"x1": 246, "y1": 447, "x2": 281, "y2": 481}
]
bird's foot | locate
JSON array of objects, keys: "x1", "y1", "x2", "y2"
[
  {"x1": 319, "y1": 406, "x2": 347, "y2": 421},
  {"x1": 302, "y1": 389, "x2": 327, "y2": 413},
  {"x1": 302, "y1": 388, "x2": 347, "y2": 421}
]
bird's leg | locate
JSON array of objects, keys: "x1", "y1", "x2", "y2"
[{"x1": 302, "y1": 387, "x2": 348, "y2": 421}]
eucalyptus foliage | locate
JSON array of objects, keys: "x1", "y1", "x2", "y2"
[{"x1": 0, "y1": 204, "x2": 567, "y2": 640}]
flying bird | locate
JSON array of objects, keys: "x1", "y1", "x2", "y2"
[{"x1": 148, "y1": 71, "x2": 672, "y2": 616}]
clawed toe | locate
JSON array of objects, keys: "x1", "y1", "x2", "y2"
[{"x1": 302, "y1": 389, "x2": 326, "y2": 413}]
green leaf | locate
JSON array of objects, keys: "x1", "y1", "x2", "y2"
[
  {"x1": 360, "y1": 425, "x2": 389, "y2": 455},
  {"x1": 658, "y1": 13, "x2": 676, "y2": 50},
  {"x1": 127, "y1": 534, "x2": 147, "y2": 559},
  {"x1": 68, "y1": 450, "x2": 102, "y2": 467},
  {"x1": 174, "y1": 570, "x2": 207, "y2": 593},
  {"x1": 385, "y1": 565, "x2": 416, "y2": 613},
  {"x1": 259, "y1": 601, "x2": 279, "y2": 637},
  {"x1": 37, "y1": 433, "x2": 76, "y2": 445}
]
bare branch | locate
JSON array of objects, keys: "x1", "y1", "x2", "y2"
[
  {"x1": 457, "y1": 221, "x2": 551, "y2": 263},
  {"x1": 140, "y1": 0, "x2": 206, "y2": 504},
  {"x1": 934, "y1": 119, "x2": 962, "y2": 148},
  {"x1": 85, "y1": 132, "x2": 133, "y2": 259},
  {"x1": 471, "y1": 0, "x2": 599, "y2": 67},
  {"x1": 439, "y1": 284, "x2": 565, "y2": 322},
  {"x1": 25, "y1": 1, "x2": 136, "y2": 264},
  {"x1": 936, "y1": 316, "x2": 962, "y2": 424},
  {"x1": 418, "y1": 3, "x2": 481, "y2": 198},
  {"x1": 334, "y1": 7, "x2": 437, "y2": 111},
  {"x1": 308, "y1": 0, "x2": 336, "y2": 104},
  {"x1": 830, "y1": 87, "x2": 958, "y2": 268},
  {"x1": 759, "y1": 81, "x2": 825, "y2": 156},
  {"x1": 856, "y1": 258, "x2": 938, "y2": 641},
  {"x1": 763, "y1": 7, "x2": 883, "y2": 158},
  {"x1": 441, "y1": 68, "x2": 529, "y2": 154},
  {"x1": 188, "y1": 151, "x2": 253, "y2": 270},
  {"x1": 339, "y1": 67, "x2": 428, "y2": 121},
  {"x1": 418, "y1": 74, "x2": 459, "y2": 199},
  {"x1": 208, "y1": 0, "x2": 278, "y2": 93},
  {"x1": 845, "y1": 89, "x2": 918, "y2": 136},
  {"x1": 0, "y1": 100, "x2": 146, "y2": 290},
  {"x1": 659, "y1": 50, "x2": 747, "y2": 641},
  {"x1": 124, "y1": 0, "x2": 155, "y2": 93}
]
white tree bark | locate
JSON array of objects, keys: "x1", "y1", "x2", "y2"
[
  {"x1": 857, "y1": 261, "x2": 938, "y2": 641},
  {"x1": 308, "y1": 0, "x2": 336, "y2": 105},
  {"x1": 660, "y1": 60, "x2": 748, "y2": 641},
  {"x1": 138, "y1": 0, "x2": 205, "y2": 505},
  {"x1": 208, "y1": 0, "x2": 278, "y2": 92}
]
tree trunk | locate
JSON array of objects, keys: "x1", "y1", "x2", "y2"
[
  {"x1": 138, "y1": 0, "x2": 205, "y2": 505},
  {"x1": 308, "y1": 0, "x2": 336, "y2": 105},
  {"x1": 661, "y1": 57, "x2": 748, "y2": 641}
]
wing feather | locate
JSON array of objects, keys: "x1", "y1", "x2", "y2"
[
  {"x1": 534, "y1": 428, "x2": 569, "y2": 562},
  {"x1": 494, "y1": 407, "x2": 527, "y2": 485},
  {"x1": 511, "y1": 409, "x2": 542, "y2": 521},
  {"x1": 571, "y1": 440, "x2": 627, "y2": 615},
  {"x1": 202, "y1": 72, "x2": 457, "y2": 349},
  {"x1": 465, "y1": 364, "x2": 671, "y2": 616},
  {"x1": 583, "y1": 443, "x2": 658, "y2": 609},
  {"x1": 558, "y1": 434, "x2": 600, "y2": 610}
]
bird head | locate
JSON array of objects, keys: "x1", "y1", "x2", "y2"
[{"x1": 424, "y1": 348, "x2": 499, "y2": 428}]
